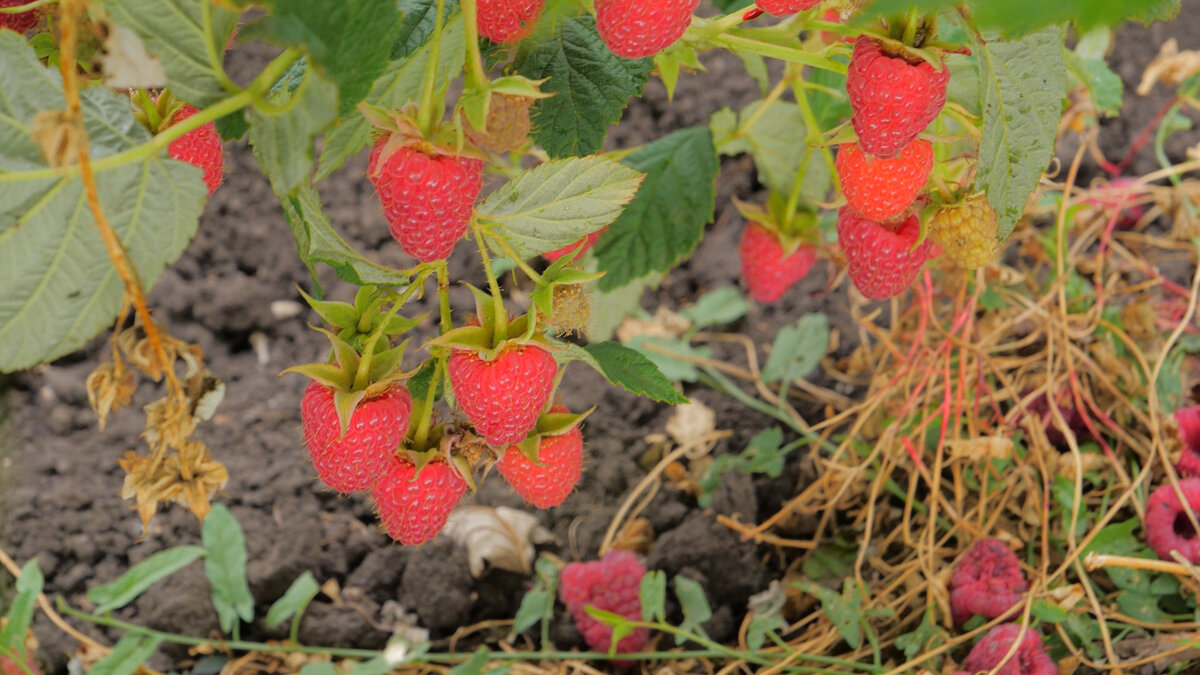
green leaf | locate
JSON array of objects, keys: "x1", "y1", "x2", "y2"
[
  {"x1": 478, "y1": 157, "x2": 644, "y2": 259},
  {"x1": 202, "y1": 503, "x2": 255, "y2": 633},
  {"x1": 249, "y1": 63, "x2": 340, "y2": 196},
  {"x1": 283, "y1": 185, "x2": 412, "y2": 286},
  {"x1": 0, "y1": 32, "x2": 207, "y2": 372},
  {"x1": 214, "y1": 109, "x2": 250, "y2": 141},
  {"x1": 1030, "y1": 600, "x2": 1071, "y2": 623},
  {"x1": 0, "y1": 559, "x2": 42, "y2": 653},
  {"x1": 625, "y1": 336, "x2": 710, "y2": 383},
  {"x1": 738, "y1": 101, "x2": 831, "y2": 202},
  {"x1": 796, "y1": 581, "x2": 863, "y2": 649},
  {"x1": 265, "y1": 571, "x2": 320, "y2": 628},
  {"x1": 259, "y1": 0, "x2": 405, "y2": 116},
  {"x1": 681, "y1": 286, "x2": 748, "y2": 329},
  {"x1": 674, "y1": 575, "x2": 712, "y2": 643},
  {"x1": 448, "y1": 648, "x2": 491, "y2": 675},
  {"x1": 89, "y1": 633, "x2": 162, "y2": 675},
  {"x1": 974, "y1": 27, "x2": 1066, "y2": 240},
  {"x1": 393, "y1": 0, "x2": 461, "y2": 58},
  {"x1": 1067, "y1": 30, "x2": 1122, "y2": 117},
  {"x1": 894, "y1": 609, "x2": 946, "y2": 662},
  {"x1": 595, "y1": 128, "x2": 718, "y2": 290},
  {"x1": 745, "y1": 583, "x2": 788, "y2": 651},
  {"x1": 640, "y1": 570, "x2": 667, "y2": 623},
  {"x1": 583, "y1": 342, "x2": 688, "y2": 405},
  {"x1": 713, "y1": 0, "x2": 755, "y2": 11},
  {"x1": 737, "y1": 427, "x2": 786, "y2": 476},
  {"x1": 100, "y1": 0, "x2": 239, "y2": 107},
  {"x1": 298, "y1": 665, "x2": 337, "y2": 675},
  {"x1": 863, "y1": 0, "x2": 1179, "y2": 37},
  {"x1": 761, "y1": 313, "x2": 829, "y2": 384},
  {"x1": 89, "y1": 546, "x2": 206, "y2": 614},
  {"x1": 1155, "y1": 334, "x2": 1200, "y2": 412},
  {"x1": 513, "y1": 15, "x2": 652, "y2": 158},
  {"x1": 315, "y1": 9, "x2": 465, "y2": 181},
  {"x1": 511, "y1": 589, "x2": 551, "y2": 635},
  {"x1": 1117, "y1": 590, "x2": 1166, "y2": 624}
]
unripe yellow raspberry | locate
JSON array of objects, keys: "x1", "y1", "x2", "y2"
[{"x1": 929, "y1": 194, "x2": 999, "y2": 270}]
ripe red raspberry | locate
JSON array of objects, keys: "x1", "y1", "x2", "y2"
[
  {"x1": 949, "y1": 539, "x2": 1028, "y2": 626},
  {"x1": 448, "y1": 342, "x2": 558, "y2": 446},
  {"x1": 960, "y1": 624, "x2": 1056, "y2": 675},
  {"x1": 368, "y1": 140, "x2": 484, "y2": 263},
  {"x1": 0, "y1": 0, "x2": 40, "y2": 33},
  {"x1": 837, "y1": 140, "x2": 932, "y2": 223},
  {"x1": 1179, "y1": 447, "x2": 1200, "y2": 479},
  {"x1": 497, "y1": 407, "x2": 583, "y2": 508},
  {"x1": 1026, "y1": 392, "x2": 1091, "y2": 449},
  {"x1": 300, "y1": 381, "x2": 413, "y2": 493},
  {"x1": 165, "y1": 104, "x2": 224, "y2": 196},
  {"x1": 1, "y1": 653, "x2": 40, "y2": 675},
  {"x1": 594, "y1": 0, "x2": 699, "y2": 59},
  {"x1": 371, "y1": 456, "x2": 467, "y2": 545},
  {"x1": 836, "y1": 208, "x2": 935, "y2": 300},
  {"x1": 544, "y1": 228, "x2": 606, "y2": 262},
  {"x1": 477, "y1": 0, "x2": 544, "y2": 44},
  {"x1": 1176, "y1": 405, "x2": 1200, "y2": 449},
  {"x1": 465, "y1": 94, "x2": 534, "y2": 153},
  {"x1": 846, "y1": 36, "x2": 949, "y2": 159},
  {"x1": 559, "y1": 550, "x2": 650, "y2": 655},
  {"x1": 739, "y1": 222, "x2": 816, "y2": 303},
  {"x1": 756, "y1": 0, "x2": 820, "y2": 17},
  {"x1": 1145, "y1": 478, "x2": 1200, "y2": 563}
]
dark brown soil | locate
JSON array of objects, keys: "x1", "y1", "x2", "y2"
[{"x1": 2, "y1": 5, "x2": 1197, "y2": 673}]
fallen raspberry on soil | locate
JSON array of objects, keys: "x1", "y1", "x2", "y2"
[
  {"x1": 1026, "y1": 392, "x2": 1092, "y2": 449},
  {"x1": 949, "y1": 538, "x2": 1028, "y2": 626},
  {"x1": 960, "y1": 624, "x2": 1055, "y2": 675},
  {"x1": 560, "y1": 550, "x2": 650, "y2": 655},
  {"x1": 1145, "y1": 478, "x2": 1200, "y2": 563},
  {"x1": 1176, "y1": 405, "x2": 1200, "y2": 449}
]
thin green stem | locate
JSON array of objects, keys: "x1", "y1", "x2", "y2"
[
  {"x1": 0, "y1": 0, "x2": 53, "y2": 13},
  {"x1": 900, "y1": 8, "x2": 919, "y2": 46},
  {"x1": 473, "y1": 222, "x2": 508, "y2": 343},
  {"x1": 410, "y1": 358, "x2": 442, "y2": 452},
  {"x1": 710, "y1": 34, "x2": 846, "y2": 73},
  {"x1": 416, "y1": 0, "x2": 447, "y2": 136},
  {"x1": 460, "y1": 0, "x2": 488, "y2": 91},
  {"x1": 201, "y1": 0, "x2": 237, "y2": 92},
  {"x1": 483, "y1": 228, "x2": 543, "y2": 284},
  {"x1": 0, "y1": 48, "x2": 302, "y2": 184},
  {"x1": 791, "y1": 70, "x2": 839, "y2": 195},
  {"x1": 436, "y1": 262, "x2": 453, "y2": 334}
]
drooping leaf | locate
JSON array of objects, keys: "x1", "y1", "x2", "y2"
[
  {"x1": 595, "y1": 128, "x2": 718, "y2": 290},
  {"x1": 100, "y1": 0, "x2": 239, "y2": 107},
  {"x1": 974, "y1": 27, "x2": 1066, "y2": 240},
  {"x1": 201, "y1": 503, "x2": 255, "y2": 633},
  {"x1": 89, "y1": 546, "x2": 206, "y2": 614},
  {"x1": 283, "y1": 185, "x2": 412, "y2": 287},
  {"x1": 0, "y1": 32, "x2": 207, "y2": 372},
  {"x1": 89, "y1": 633, "x2": 162, "y2": 675},
  {"x1": 583, "y1": 342, "x2": 688, "y2": 405},
  {"x1": 249, "y1": 63, "x2": 340, "y2": 196},
  {"x1": 258, "y1": 0, "x2": 405, "y2": 116},
  {"x1": 316, "y1": 10, "x2": 465, "y2": 180},
  {"x1": 513, "y1": 15, "x2": 652, "y2": 158},
  {"x1": 477, "y1": 157, "x2": 644, "y2": 259}
]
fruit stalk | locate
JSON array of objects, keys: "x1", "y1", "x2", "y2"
[
  {"x1": 472, "y1": 222, "x2": 509, "y2": 344},
  {"x1": 416, "y1": 0, "x2": 447, "y2": 137},
  {"x1": 460, "y1": 0, "x2": 489, "y2": 92}
]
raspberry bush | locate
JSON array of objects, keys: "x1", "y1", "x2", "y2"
[{"x1": 0, "y1": 0, "x2": 1197, "y2": 672}]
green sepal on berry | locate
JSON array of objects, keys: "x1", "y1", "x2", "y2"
[
  {"x1": 734, "y1": 197, "x2": 818, "y2": 256},
  {"x1": 298, "y1": 286, "x2": 425, "y2": 354},
  {"x1": 359, "y1": 103, "x2": 489, "y2": 162},
  {"x1": 530, "y1": 255, "x2": 604, "y2": 324},
  {"x1": 458, "y1": 75, "x2": 550, "y2": 136},
  {"x1": 512, "y1": 406, "x2": 595, "y2": 464},
  {"x1": 285, "y1": 328, "x2": 413, "y2": 437}
]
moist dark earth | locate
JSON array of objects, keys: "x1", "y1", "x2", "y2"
[{"x1": 2, "y1": 5, "x2": 1199, "y2": 673}]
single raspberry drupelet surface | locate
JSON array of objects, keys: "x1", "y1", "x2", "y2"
[
  {"x1": 756, "y1": 0, "x2": 820, "y2": 16},
  {"x1": 559, "y1": 550, "x2": 650, "y2": 655},
  {"x1": 368, "y1": 141, "x2": 484, "y2": 263},
  {"x1": 594, "y1": 0, "x2": 699, "y2": 59},
  {"x1": 739, "y1": 222, "x2": 817, "y2": 303},
  {"x1": 1176, "y1": 405, "x2": 1200, "y2": 449},
  {"x1": 846, "y1": 36, "x2": 949, "y2": 159},
  {"x1": 371, "y1": 456, "x2": 467, "y2": 546},
  {"x1": 166, "y1": 104, "x2": 224, "y2": 196},
  {"x1": 477, "y1": 0, "x2": 544, "y2": 44},
  {"x1": 300, "y1": 381, "x2": 412, "y2": 493},
  {"x1": 960, "y1": 624, "x2": 1056, "y2": 675},
  {"x1": 836, "y1": 208, "x2": 936, "y2": 300},
  {"x1": 949, "y1": 539, "x2": 1028, "y2": 626},
  {"x1": 837, "y1": 140, "x2": 932, "y2": 223},
  {"x1": 1145, "y1": 478, "x2": 1200, "y2": 563},
  {"x1": 448, "y1": 342, "x2": 558, "y2": 446}
]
